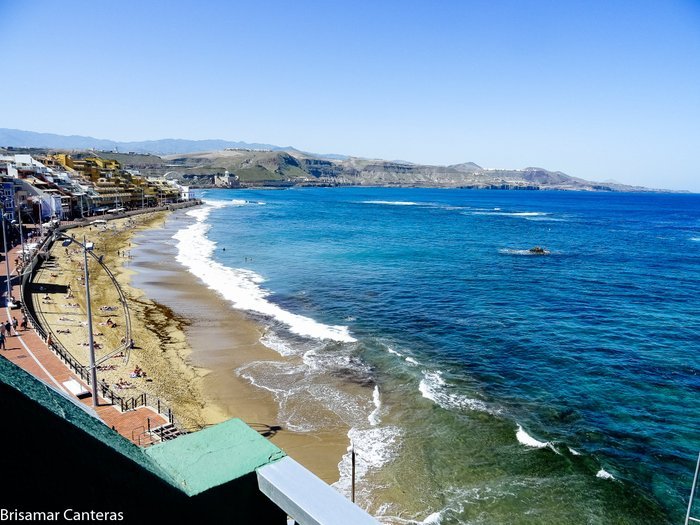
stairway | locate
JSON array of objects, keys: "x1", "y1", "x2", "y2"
[{"x1": 151, "y1": 423, "x2": 183, "y2": 442}]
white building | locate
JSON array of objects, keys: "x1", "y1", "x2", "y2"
[{"x1": 179, "y1": 185, "x2": 194, "y2": 201}]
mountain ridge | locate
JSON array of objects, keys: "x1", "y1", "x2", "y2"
[{"x1": 0, "y1": 128, "x2": 668, "y2": 192}]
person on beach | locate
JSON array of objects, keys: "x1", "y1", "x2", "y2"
[{"x1": 0, "y1": 332, "x2": 5, "y2": 351}]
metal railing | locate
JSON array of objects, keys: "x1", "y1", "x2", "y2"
[
  {"x1": 58, "y1": 199, "x2": 202, "y2": 226},
  {"x1": 19, "y1": 221, "x2": 181, "y2": 435},
  {"x1": 131, "y1": 417, "x2": 188, "y2": 447},
  {"x1": 20, "y1": 235, "x2": 90, "y2": 382},
  {"x1": 84, "y1": 246, "x2": 132, "y2": 361}
]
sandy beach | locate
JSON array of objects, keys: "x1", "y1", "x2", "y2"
[{"x1": 34, "y1": 209, "x2": 347, "y2": 483}]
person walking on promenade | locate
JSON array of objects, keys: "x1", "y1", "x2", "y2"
[
  {"x1": 0, "y1": 332, "x2": 6, "y2": 350},
  {"x1": 1, "y1": 323, "x2": 5, "y2": 338},
  {"x1": 4, "y1": 321, "x2": 11, "y2": 337},
  {"x1": 12, "y1": 317, "x2": 18, "y2": 331},
  {"x1": 20, "y1": 315, "x2": 27, "y2": 331}
]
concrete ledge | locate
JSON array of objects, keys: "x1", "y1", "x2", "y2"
[{"x1": 257, "y1": 456, "x2": 378, "y2": 525}]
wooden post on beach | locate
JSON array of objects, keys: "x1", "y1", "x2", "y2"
[{"x1": 348, "y1": 442, "x2": 356, "y2": 503}]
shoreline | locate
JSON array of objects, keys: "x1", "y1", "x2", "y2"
[
  {"x1": 31, "y1": 190, "x2": 684, "y2": 523},
  {"x1": 129, "y1": 212, "x2": 351, "y2": 482},
  {"x1": 40, "y1": 206, "x2": 348, "y2": 483}
]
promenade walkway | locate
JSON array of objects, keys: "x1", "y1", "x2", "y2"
[{"x1": 0, "y1": 238, "x2": 169, "y2": 446}]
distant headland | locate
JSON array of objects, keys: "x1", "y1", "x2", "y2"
[{"x1": 0, "y1": 128, "x2": 672, "y2": 191}]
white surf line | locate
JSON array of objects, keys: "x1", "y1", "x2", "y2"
[{"x1": 5, "y1": 307, "x2": 68, "y2": 394}]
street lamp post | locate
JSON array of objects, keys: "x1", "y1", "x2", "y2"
[
  {"x1": 38, "y1": 199, "x2": 44, "y2": 238},
  {"x1": 82, "y1": 235, "x2": 98, "y2": 406},
  {"x1": 1, "y1": 211, "x2": 12, "y2": 307},
  {"x1": 16, "y1": 204, "x2": 25, "y2": 266}
]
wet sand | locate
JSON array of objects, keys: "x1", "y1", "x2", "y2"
[
  {"x1": 38, "y1": 210, "x2": 348, "y2": 484},
  {"x1": 135, "y1": 254, "x2": 349, "y2": 483}
]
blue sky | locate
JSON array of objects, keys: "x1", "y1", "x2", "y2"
[{"x1": 1, "y1": 0, "x2": 699, "y2": 190}]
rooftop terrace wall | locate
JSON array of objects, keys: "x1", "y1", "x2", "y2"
[{"x1": 0, "y1": 357, "x2": 286, "y2": 522}]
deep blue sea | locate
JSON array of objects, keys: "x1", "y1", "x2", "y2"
[{"x1": 178, "y1": 187, "x2": 699, "y2": 523}]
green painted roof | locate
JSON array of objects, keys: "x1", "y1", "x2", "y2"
[{"x1": 145, "y1": 418, "x2": 286, "y2": 496}]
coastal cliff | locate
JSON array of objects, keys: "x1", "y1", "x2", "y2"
[
  {"x1": 155, "y1": 150, "x2": 650, "y2": 191},
  {"x1": 92, "y1": 149, "x2": 647, "y2": 191},
  {"x1": 0, "y1": 127, "x2": 656, "y2": 191}
]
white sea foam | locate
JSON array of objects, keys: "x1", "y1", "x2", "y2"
[
  {"x1": 236, "y1": 361, "x2": 325, "y2": 432},
  {"x1": 516, "y1": 424, "x2": 549, "y2": 449},
  {"x1": 376, "y1": 485, "x2": 497, "y2": 524},
  {"x1": 334, "y1": 426, "x2": 402, "y2": 501},
  {"x1": 236, "y1": 365, "x2": 281, "y2": 396},
  {"x1": 240, "y1": 354, "x2": 375, "y2": 432},
  {"x1": 368, "y1": 385, "x2": 382, "y2": 426},
  {"x1": 186, "y1": 204, "x2": 214, "y2": 222},
  {"x1": 525, "y1": 216, "x2": 565, "y2": 222},
  {"x1": 568, "y1": 447, "x2": 581, "y2": 456},
  {"x1": 596, "y1": 468, "x2": 615, "y2": 480},
  {"x1": 174, "y1": 202, "x2": 356, "y2": 342},
  {"x1": 386, "y1": 346, "x2": 404, "y2": 357},
  {"x1": 405, "y1": 356, "x2": 420, "y2": 365},
  {"x1": 422, "y1": 512, "x2": 443, "y2": 524},
  {"x1": 691, "y1": 237, "x2": 700, "y2": 242},
  {"x1": 224, "y1": 198, "x2": 265, "y2": 206},
  {"x1": 361, "y1": 200, "x2": 423, "y2": 206},
  {"x1": 307, "y1": 383, "x2": 373, "y2": 426},
  {"x1": 472, "y1": 210, "x2": 550, "y2": 218},
  {"x1": 509, "y1": 212, "x2": 548, "y2": 217},
  {"x1": 379, "y1": 506, "x2": 448, "y2": 524},
  {"x1": 419, "y1": 371, "x2": 497, "y2": 414},
  {"x1": 260, "y1": 330, "x2": 299, "y2": 356}
]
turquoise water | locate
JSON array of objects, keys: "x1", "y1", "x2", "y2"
[{"x1": 182, "y1": 188, "x2": 699, "y2": 523}]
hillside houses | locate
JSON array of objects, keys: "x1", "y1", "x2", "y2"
[{"x1": 0, "y1": 153, "x2": 191, "y2": 221}]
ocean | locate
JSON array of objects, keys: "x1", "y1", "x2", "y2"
[{"x1": 165, "y1": 188, "x2": 699, "y2": 523}]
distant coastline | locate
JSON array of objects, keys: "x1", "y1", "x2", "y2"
[{"x1": 1, "y1": 128, "x2": 680, "y2": 193}]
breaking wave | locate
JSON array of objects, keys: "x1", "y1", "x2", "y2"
[
  {"x1": 361, "y1": 200, "x2": 424, "y2": 206},
  {"x1": 419, "y1": 371, "x2": 499, "y2": 415},
  {"x1": 173, "y1": 200, "x2": 355, "y2": 342},
  {"x1": 516, "y1": 424, "x2": 550, "y2": 448}
]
